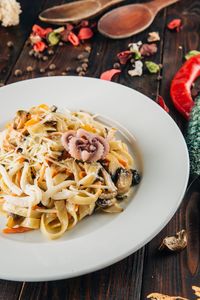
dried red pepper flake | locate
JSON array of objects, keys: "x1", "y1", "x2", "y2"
[
  {"x1": 100, "y1": 69, "x2": 121, "y2": 81},
  {"x1": 68, "y1": 32, "x2": 80, "y2": 46},
  {"x1": 117, "y1": 50, "x2": 132, "y2": 65},
  {"x1": 32, "y1": 24, "x2": 52, "y2": 38},
  {"x1": 167, "y1": 19, "x2": 182, "y2": 32},
  {"x1": 156, "y1": 95, "x2": 169, "y2": 113},
  {"x1": 66, "y1": 23, "x2": 74, "y2": 31},
  {"x1": 78, "y1": 27, "x2": 93, "y2": 40},
  {"x1": 33, "y1": 41, "x2": 47, "y2": 52}
]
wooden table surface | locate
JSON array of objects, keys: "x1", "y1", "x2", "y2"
[{"x1": 0, "y1": 0, "x2": 200, "y2": 299}]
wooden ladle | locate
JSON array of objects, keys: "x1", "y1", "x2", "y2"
[
  {"x1": 98, "y1": 0, "x2": 180, "y2": 39},
  {"x1": 39, "y1": 0, "x2": 125, "y2": 24}
]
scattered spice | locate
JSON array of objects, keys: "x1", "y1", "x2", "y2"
[
  {"x1": 42, "y1": 55, "x2": 48, "y2": 61},
  {"x1": 81, "y1": 63, "x2": 88, "y2": 71},
  {"x1": 47, "y1": 31, "x2": 60, "y2": 46},
  {"x1": 68, "y1": 31, "x2": 80, "y2": 46},
  {"x1": 47, "y1": 49, "x2": 54, "y2": 56},
  {"x1": 156, "y1": 95, "x2": 169, "y2": 113},
  {"x1": 78, "y1": 27, "x2": 93, "y2": 40},
  {"x1": 85, "y1": 46, "x2": 91, "y2": 53},
  {"x1": 78, "y1": 71, "x2": 86, "y2": 76},
  {"x1": 117, "y1": 50, "x2": 132, "y2": 65},
  {"x1": 26, "y1": 66, "x2": 33, "y2": 72},
  {"x1": 7, "y1": 41, "x2": 14, "y2": 48},
  {"x1": 39, "y1": 68, "x2": 45, "y2": 74},
  {"x1": 147, "y1": 293, "x2": 188, "y2": 300},
  {"x1": 49, "y1": 64, "x2": 56, "y2": 70},
  {"x1": 61, "y1": 71, "x2": 67, "y2": 76},
  {"x1": 192, "y1": 286, "x2": 200, "y2": 297},
  {"x1": 76, "y1": 66, "x2": 83, "y2": 73},
  {"x1": 47, "y1": 71, "x2": 55, "y2": 76},
  {"x1": 159, "y1": 229, "x2": 187, "y2": 252},
  {"x1": 14, "y1": 69, "x2": 22, "y2": 77},
  {"x1": 128, "y1": 61, "x2": 143, "y2": 77},
  {"x1": 33, "y1": 41, "x2": 47, "y2": 52},
  {"x1": 82, "y1": 58, "x2": 89, "y2": 63},
  {"x1": 185, "y1": 50, "x2": 200, "y2": 60},
  {"x1": 145, "y1": 61, "x2": 160, "y2": 74},
  {"x1": 59, "y1": 41, "x2": 64, "y2": 46},
  {"x1": 65, "y1": 66, "x2": 71, "y2": 72},
  {"x1": 100, "y1": 69, "x2": 121, "y2": 81},
  {"x1": 167, "y1": 18, "x2": 182, "y2": 32},
  {"x1": 147, "y1": 32, "x2": 160, "y2": 42},
  {"x1": 113, "y1": 62, "x2": 120, "y2": 69},
  {"x1": 28, "y1": 49, "x2": 34, "y2": 56},
  {"x1": 140, "y1": 43, "x2": 158, "y2": 56}
]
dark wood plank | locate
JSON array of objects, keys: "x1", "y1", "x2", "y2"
[
  {"x1": 141, "y1": 1, "x2": 200, "y2": 299},
  {"x1": 19, "y1": 249, "x2": 145, "y2": 300},
  {"x1": 0, "y1": 0, "x2": 46, "y2": 85},
  {"x1": 0, "y1": 281, "x2": 23, "y2": 300}
]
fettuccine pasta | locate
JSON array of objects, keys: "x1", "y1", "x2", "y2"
[{"x1": 0, "y1": 104, "x2": 141, "y2": 239}]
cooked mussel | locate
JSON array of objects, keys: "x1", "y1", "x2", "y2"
[{"x1": 115, "y1": 168, "x2": 133, "y2": 195}]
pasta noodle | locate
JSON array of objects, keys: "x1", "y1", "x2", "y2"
[{"x1": 0, "y1": 104, "x2": 140, "y2": 239}]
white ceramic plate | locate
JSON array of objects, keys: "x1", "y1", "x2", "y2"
[{"x1": 0, "y1": 77, "x2": 189, "y2": 282}]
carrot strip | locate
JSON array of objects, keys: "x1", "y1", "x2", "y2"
[
  {"x1": 118, "y1": 159, "x2": 127, "y2": 168},
  {"x1": 3, "y1": 227, "x2": 33, "y2": 234}
]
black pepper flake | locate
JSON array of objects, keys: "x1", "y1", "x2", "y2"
[
  {"x1": 49, "y1": 64, "x2": 56, "y2": 70},
  {"x1": 14, "y1": 69, "x2": 23, "y2": 77}
]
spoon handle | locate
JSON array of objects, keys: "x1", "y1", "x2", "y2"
[
  {"x1": 146, "y1": 0, "x2": 180, "y2": 14},
  {"x1": 99, "y1": 0, "x2": 125, "y2": 9}
]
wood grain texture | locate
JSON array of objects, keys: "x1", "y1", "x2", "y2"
[
  {"x1": 0, "y1": 0, "x2": 46, "y2": 85},
  {"x1": 141, "y1": 1, "x2": 200, "y2": 299}
]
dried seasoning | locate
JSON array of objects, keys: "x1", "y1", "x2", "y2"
[
  {"x1": 128, "y1": 61, "x2": 143, "y2": 77},
  {"x1": 159, "y1": 230, "x2": 187, "y2": 252},
  {"x1": 100, "y1": 69, "x2": 121, "y2": 81},
  {"x1": 78, "y1": 27, "x2": 93, "y2": 40},
  {"x1": 33, "y1": 41, "x2": 47, "y2": 52},
  {"x1": 68, "y1": 32, "x2": 79, "y2": 46},
  {"x1": 117, "y1": 50, "x2": 132, "y2": 65},
  {"x1": 167, "y1": 19, "x2": 182, "y2": 32},
  {"x1": 148, "y1": 32, "x2": 160, "y2": 42},
  {"x1": 140, "y1": 43, "x2": 158, "y2": 56},
  {"x1": 185, "y1": 50, "x2": 200, "y2": 60},
  {"x1": 156, "y1": 95, "x2": 169, "y2": 113},
  {"x1": 192, "y1": 286, "x2": 200, "y2": 297},
  {"x1": 147, "y1": 293, "x2": 188, "y2": 300},
  {"x1": 145, "y1": 61, "x2": 160, "y2": 74}
]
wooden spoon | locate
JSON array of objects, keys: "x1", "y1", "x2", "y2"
[
  {"x1": 39, "y1": 0, "x2": 125, "y2": 25},
  {"x1": 98, "y1": 0, "x2": 180, "y2": 39}
]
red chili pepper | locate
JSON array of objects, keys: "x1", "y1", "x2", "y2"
[
  {"x1": 78, "y1": 28, "x2": 93, "y2": 40},
  {"x1": 170, "y1": 54, "x2": 200, "y2": 120},
  {"x1": 100, "y1": 69, "x2": 121, "y2": 81},
  {"x1": 32, "y1": 24, "x2": 52, "y2": 38},
  {"x1": 33, "y1": 41, "x2": 47, "y2": 52},
  {"x1": 117, "y1": 51, "x2": 132, "y2": 65},
  {"x1": 167, "y1": 19, "x2": 182, "y2": 32},
  {"x1": 68, "y1": 32, "x2": 80, "y2": 46},
  {"x1": 156, "y1": 95, "x2": 169, "y2": 113}
]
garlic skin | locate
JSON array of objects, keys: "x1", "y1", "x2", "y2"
[{"x1": 0, "y1": 0, "x2": 21, "y2": 27}]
